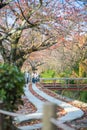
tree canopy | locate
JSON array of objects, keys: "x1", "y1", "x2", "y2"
[{"x1": 0, "y1": 0, "x2": 87, "y2": 69}]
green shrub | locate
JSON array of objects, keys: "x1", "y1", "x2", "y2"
[
  {"x1": 41, "y1": 69, "x2": 56, "y2": 78},
  {"x1": 0, "y1": 63, "x2": 25, "y2": 111},
  {"x1": 80, "y1": 91, "x2": 87, "y2": 103}
]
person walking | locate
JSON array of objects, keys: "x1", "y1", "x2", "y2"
[
  {"x1": 32, "y1": 71, "x2": 36, "y2": 83},
  {"x1": 25, "y1": 71, "x2": 30, "y2": 84},
  {"x1": 35, "y1": 72, "x2": 39, "y2": 82}
]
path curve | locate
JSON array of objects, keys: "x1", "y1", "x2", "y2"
[
  {"x1": 32, "y1": 83, "x2": 84, "y2": 123},
  {"x1": 17, "y1": 83, "x2": 84, "y2": 130}
]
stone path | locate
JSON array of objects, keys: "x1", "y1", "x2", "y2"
[{"x1": 16, "y1": 83, "x2": 84, "y2": 130}]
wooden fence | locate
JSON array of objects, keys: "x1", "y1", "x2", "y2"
[
  {"x1": 40, "y1": 77, "x2": 87, "y2": 91},
  {"x1": 0, "y1": 101, "x2": 76, "y2": 130},
  {"x1": 40, "y1": 78, "x2": 87, "y2": 85}
]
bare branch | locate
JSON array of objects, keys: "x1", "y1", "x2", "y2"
[{"x1": 0, "y1": 0, "x2": 13, "y2": 9}]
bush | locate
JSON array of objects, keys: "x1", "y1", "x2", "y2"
[
  {"x1": 80, "y1": 91, "x2": 87, "y2": 103},
  {"x1": 41, "y1": 69, "x2": 56, "y2": 78},
  {"x1": 0, "y1": 63, "x2": 25, "y2": 111}
]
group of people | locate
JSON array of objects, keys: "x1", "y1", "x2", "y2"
[
  {"x1": 24, "y1": 71, "x2": 39, "y2": 84},
  {"x1": 32, "y1": 71, "x2": 39, "y2": 83}
]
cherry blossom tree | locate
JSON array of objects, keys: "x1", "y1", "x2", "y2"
[
  {"x1": 0, "y1": 0, "x2": 87, "y2": 69},
  {"x1": 0, "y1": 0, "x2": 58, "y2": 68}
]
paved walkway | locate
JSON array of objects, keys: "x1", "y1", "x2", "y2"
[
  {"x1": 16, "y1": 83, "x2": 84, "y2": 130},
  {"x1": 32, "y1": 83, "x2": 84, "y2": 123}
]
